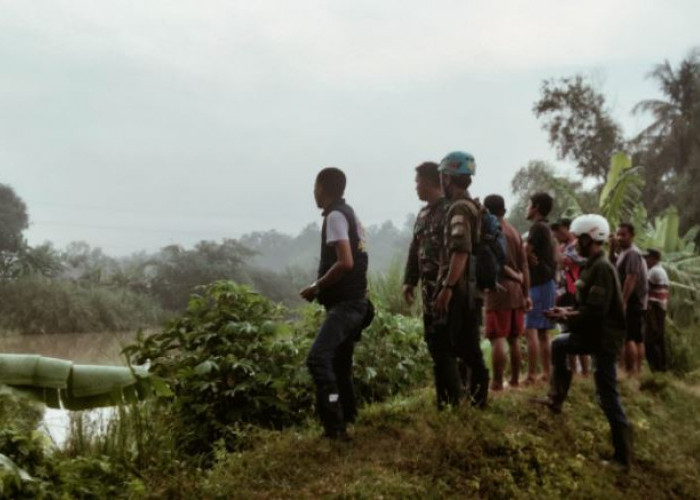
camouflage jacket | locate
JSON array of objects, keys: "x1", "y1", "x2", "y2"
[{"x1": 404, "y1": 198, "x2": 450, "y2": 295}]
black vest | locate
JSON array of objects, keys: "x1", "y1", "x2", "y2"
[{"x1": 317, "y1": 200, "x2": 369, "y2": 307}]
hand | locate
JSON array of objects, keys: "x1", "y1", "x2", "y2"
[
  {"x1": 433, "y1": 287, "x2": 452, "y2": 316},
  {"x1": 544, "y1": 306, "x2": 576, "y2": 320},
  {"x1": 525, "y1": 297, "x2": 533, "y2": 311},
  {"x1": 300, "y1": 283, "x2": 319, "y2": 302},
  {"x1": 403, "y1": 285, "x2": 415, "y2": 305},
  {"x1": 515, "y1": 272, "x2": 524, "y2": 284},
  {"x1": 528, "y1": 252, "x2": 539, "y2": 267}
]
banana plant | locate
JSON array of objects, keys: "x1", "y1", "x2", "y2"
[
  {"x1": 599, "y1": 152, "x2": 700, "y2": 326},
  {"x1": 599, "y1": 152, "x2": 646, "y2": 229}
]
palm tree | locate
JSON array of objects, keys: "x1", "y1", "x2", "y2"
[{"x1": 633, "y1": 50, "x2": 700, "y2": 174}]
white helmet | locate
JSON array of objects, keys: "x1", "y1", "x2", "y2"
[{"x1": 570, "y1": 214, "x2": 609, "y2": 243}]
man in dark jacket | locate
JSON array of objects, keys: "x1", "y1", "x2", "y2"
[
  {"x1": 300, "y1": 167, "x2": 370, "y2": 439},
  {"x1": 535, "y1": 214, "x2": 633, "y2": 469},
  {"x1": 403, "y1": 162, "x2": 451, "y2": 352}
]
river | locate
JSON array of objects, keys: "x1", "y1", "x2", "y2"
[{"x1": 0, "y1": 331, "x2": 139, "y2": 447}]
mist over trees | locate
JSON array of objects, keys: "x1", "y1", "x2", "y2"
[{"x1": 1, "y1": 48, "x2": 699, "y2": 334}]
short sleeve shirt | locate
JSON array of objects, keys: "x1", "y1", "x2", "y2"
[
  {"x1": 648, "y1": 265, "x2": 670, "y2": 310},
  {"x1": 446, "y1": 201, "x2": 474, "y2": 253},
  {"x1": 486, "y1": 220, "x2": 528, "y2": 311},
  {"x1": 527, "y1": 220, "x2": 556, "y2": 286},
  {"x1": 325, "y1": 210, "x2": 366, "y2": 246},
  {"x1": 437, "y1": 197, "x2": 476, "y2": 290},
  {"x1": 615, "y1": 245, "x2": 649, "y2": 307}
]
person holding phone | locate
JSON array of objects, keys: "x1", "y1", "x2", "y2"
[{"x1": 533, "y1": 214, "x2": 633, "y2": 469}]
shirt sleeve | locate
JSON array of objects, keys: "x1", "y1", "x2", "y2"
[
  {"x1": 624, "y1": 251, "x2": 642, "y2": 276},
  {"x1": 649, "y1": 267, "x2": 670, "y2": 286},
  {"x1": 325, "y1": 211, "x2": 350, "y2": 244},
  {"x1": 447, "y1": 204, "x2": 473, "y2": 253}
]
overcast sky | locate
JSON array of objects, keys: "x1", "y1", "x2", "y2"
[{"x1": 2, "y1": 1, "x2": 698, "y2": 255}]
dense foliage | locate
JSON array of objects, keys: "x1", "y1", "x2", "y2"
[{"x1": 125, "y1": 281, "x2": 429, "y2": 455}]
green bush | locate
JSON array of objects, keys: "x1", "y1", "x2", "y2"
[
  {"x1": 125, "y1": 281, "x2": 313, "y2": 454},
  {"x1": 125, "y1": 280, "x2": 431, "y2": 457},
  {"x1": 0, "y1": 277, "x2": 166, "y2": 334}
]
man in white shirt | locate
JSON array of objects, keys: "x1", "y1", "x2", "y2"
[
  {"x1": 300, "y1": 167, "x2": 371, "y2": 440},
  {"x1": 644, "y1": 249, "x2": 669, "y2": 372}
]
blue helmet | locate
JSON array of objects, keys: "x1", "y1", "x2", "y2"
[{"x1": 438, "y1": 151, "x2": 476, "y2": 176}]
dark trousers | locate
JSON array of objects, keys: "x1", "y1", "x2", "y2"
[
  {"x1": 550, "y1": 334, "x2": 632, "y2": 462},
  {"x1": 306, "y1": 299, "x2": 367, "y2": 434},
  {"x1": 426, "y1": 291, "x2": 489, "y2": 409},
  {"x1": 645, "y1": 304, "x2": 668, "y2": 372}
]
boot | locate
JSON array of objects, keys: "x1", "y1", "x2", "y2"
[
  {"x1": 611, "y1": 423, "x2": 634, "y2": 468},
  {"x1": 317, "y1": 385, "x2": 346, "y2": 438},
  {"x1": 470, "y1": 375, "x2": 489, "y2": 409}
]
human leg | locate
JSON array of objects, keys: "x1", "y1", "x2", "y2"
[
  {"x1": 593, "y1": 352, "x2": 633, "y2": 467},
  {"x1": 538, "y1": 329, "x2": 551, "y2": 381},
  {"x1": 307, "y1": 300, "x2": 366, "y2": 435},
  {"x1": 548, "y1": 334, "x2": 574, "y2": 408},
  {"x1": 490, "y1": 337, "x2": 506, "y2": 390},
  {"x1": 333, "y1": 335, "x2": 357, "y2": 424}
]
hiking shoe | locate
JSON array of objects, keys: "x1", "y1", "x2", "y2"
[{"x1": 530, "y1": 396, "x2": 562, "y2": 414}]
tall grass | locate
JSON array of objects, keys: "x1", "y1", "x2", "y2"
[{"x1": 369, "y1": 258, "x2": 422, "y2": 317}]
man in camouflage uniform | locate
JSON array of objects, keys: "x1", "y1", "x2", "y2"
[
  {"x1": 403, "y1": 162, "x2": 451, "y2": 338},
  {"x1": 535, "y1": 214, "x2": 633, "y2": 469},
  {"x1": 431, "y1": 151, "x2": 490, "y2": 409}
]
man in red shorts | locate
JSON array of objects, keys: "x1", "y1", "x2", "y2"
[{"x1": 483, "y1": 195, "x2": 530, "y2": 390}]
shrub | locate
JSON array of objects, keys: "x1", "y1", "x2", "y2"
[
  {"x1": 125, "y1": 281, "x2": 313, "y2": 454},
  {"x1": 125, "y1": 280, "x2": 431, "y2": 457}
]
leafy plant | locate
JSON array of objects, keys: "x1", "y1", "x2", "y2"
[{"x1": 125, "y1": 281, "x2": 313, "y2": 454}]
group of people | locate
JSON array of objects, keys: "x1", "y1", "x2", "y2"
[{"x1": 300, "y1": 152, "x2": 670, "y2": 470}]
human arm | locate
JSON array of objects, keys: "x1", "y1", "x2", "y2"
[
  {"x1": 403, "y1": 232, "x2": 420, "y2": 305},
  {"x1": 433, "y1": 252, "x2": 468, "y2": 315},
  {"x1": 566, "y1": 264, "x2": 613, "y2": 332},
  {"x1": 621, "y1": 274, "x2": 637, "y2": 309},
  {"x1": 521, "y1": 240, "x2": 532, "y2": 310},
  {"x1": 300, "y1": 239, "x2": 354, "y2": 301}
]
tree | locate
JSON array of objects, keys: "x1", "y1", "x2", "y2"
[
  {"x1": 508, "y1": 160, "x2": 598, "y2": 233},
  {"x1": 598, "y1": 152, "x2": 700, "y2": 327},
  {"x1": 533, "y1": 75, "x2": 624, "y2": 182},
  {"x1": 148, "y1": 239, "x2": 254, "y2": 311},
  {"x1": 633, "y1": 49, "x2": 700, "y2": 234},
  {"x1": 0, "y1": 184, "x2": 29, "y2": 253}
]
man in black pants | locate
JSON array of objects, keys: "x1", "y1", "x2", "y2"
[
  {"x1": 536, "y1": 214, "x2": 633, "y2": 469},
  {"x1": 432, "y1": 151, "x2": 489, "y2": 409},
  {"x1": 301, "y1": 167, "x2": 371, "y2": 439}
]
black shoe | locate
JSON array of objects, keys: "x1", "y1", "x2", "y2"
[
  {"x1": 612, "y1": 424, "x2": 634, "y2": 468},
  {"x1": 530, "y1": 396, "x2": 562, "y2": 414}
]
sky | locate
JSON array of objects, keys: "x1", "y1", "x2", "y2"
[{"x1": 1, "y1": 0, "x2": 698, "y2": 255}]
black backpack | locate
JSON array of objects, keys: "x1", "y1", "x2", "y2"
[{"x1": 457, "y1": 199, "x2": 507, "y2": 291}]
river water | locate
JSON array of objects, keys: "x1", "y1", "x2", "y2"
[{"x1": 0, "y1": 331, "x2": 139, "y2": 447}]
